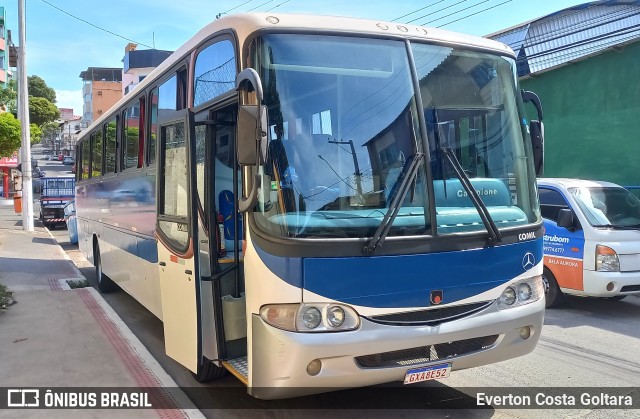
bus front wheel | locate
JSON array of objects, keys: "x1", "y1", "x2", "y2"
[
  {"x1": 193, "y1": 357, "x2": 226, "y2": 382},
  {"x1": 94, "y1": 242, "x2": 117, "y2": 293},
  {"x1": 542, "y1": 267, "x2": 562, "y2": 308}
]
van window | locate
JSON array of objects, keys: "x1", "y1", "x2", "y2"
[
  {"x1": 538, "y1": 187, "x2": 569, "y2": 222},
  {"x1": 569, "y1": 186, "x2": 640, "y2": 227}
]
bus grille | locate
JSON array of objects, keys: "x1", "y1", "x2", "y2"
[
  {"x1": 366, "y1": 301, "x2": 493, "y2": 326},
  {"x1": 354, "y1": 335, "x2": 499, "y2": 369}
]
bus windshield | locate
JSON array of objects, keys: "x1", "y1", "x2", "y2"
[
  {"x1": 251, "y1": 34, "x2": 539, "y2": 239},
  {"x1": 569, "y1": 186, "x2": 640, "y2": 227}
]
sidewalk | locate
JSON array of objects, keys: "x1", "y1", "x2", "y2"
[{"x1": 0, "y1": 204, "x2": 201, "y2": 418}]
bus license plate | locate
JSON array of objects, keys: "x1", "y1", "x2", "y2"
[{"x1": 403, "y1": 363, "x2": 451, "y2": 384}]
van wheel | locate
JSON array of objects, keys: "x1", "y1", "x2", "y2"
[
  {"x1": 193, "y1": 357, "x2": 226, "y2": 382},
  {"x1": 542, "y1": 267, "x2": 562, "y2": 308},
  {"x1": 94, "y1": 242, "x2": 117, "y2": 293}
]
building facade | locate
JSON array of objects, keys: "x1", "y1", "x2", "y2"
[
  {"x1": 0, "y1": 6, "x2": 8, "y2": 88},
  {"x1": 79, "y1": 67, "x2": 123, "y2": 129},
  {"x1": 122, "y1": 43, "x2": 172, "y2": 95},
  {"x1": 58, "y1": 108, "x2": 82, "y2": 157},
  {"x1": 487, "y1": 0, "x2": 640, "y2": 186}
]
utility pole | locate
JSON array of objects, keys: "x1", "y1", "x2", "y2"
[{"x1": 18, "y1": 0, "x2": 34, "y2": 231}]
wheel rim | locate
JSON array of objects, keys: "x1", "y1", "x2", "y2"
[{"x1": 541, "y1": 273, "x2": 550, "y2": 296}]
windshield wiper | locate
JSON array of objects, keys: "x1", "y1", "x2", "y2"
[
  {"x1": 593, "y1": 224, "x2": 640, "y2": 231},
  {"x1": 440, "y1": 146, "x2": 502, "y2": 245},
  {"x1": 363, "y1": 152, "x2": 425, "y2": 255},
  {"x1": 429, "y1": 108, "x2": 501, "y2": 245}
]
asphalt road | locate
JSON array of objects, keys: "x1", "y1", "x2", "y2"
[{"x1": 43, "y1": 179, "x2": 639, "y2": 417}]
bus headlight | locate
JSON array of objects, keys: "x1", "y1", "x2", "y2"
[
  {"x1": 596, "y1": 245, "x2": 620, "y2": 272},
  {"x1": 260, "y1": 303, "x2": 360, "y2": 332},
  {"x1": 500, "y1": 287, "x2": 516, "y2": 306},
  {"x1": 327, "y1": 306, "x2": 346, "y2": 328},
  {"x1": 497, "y1": 276, "x2": 543, "y2": 310},
  {"x1": 302, "y1": 307, "x2": 322, "y2": 329}
]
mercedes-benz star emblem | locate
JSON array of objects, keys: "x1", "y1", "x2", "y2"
[{"x1": 522, "y1": 252, "x2": 535, "y2": 271}]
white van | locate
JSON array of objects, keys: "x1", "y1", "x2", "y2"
[{"x1": 537, "y1": 178, "x2": 640, "y2": 307}]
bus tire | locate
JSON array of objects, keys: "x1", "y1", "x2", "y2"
[
  {"x1": 542, "y1": 267, "x2": 562, "y2": 308},
  {"x1": 193, "y1": 357, "x2": 226, "y2": 382},
  {"x1": 94, "y1": 241, "x2": 117, "y2": 293}
]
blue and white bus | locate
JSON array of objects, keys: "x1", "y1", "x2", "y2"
[{"x1": 76, "y1": 13, "x2": 546, "y2": 399}]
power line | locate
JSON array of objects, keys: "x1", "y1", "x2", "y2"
[
  {"x1": 39, "y1": 0, "x2": 154, "y2": 49},
  {"x1": 407, "y1": 0, "x2": 469, "y2": 23},
  {"x1": 265, "y1": 0, "x2": 293, "y2": 12},
  {"x1": 521, "y1": 30, "x2": 640, "y2": 70},
  {"x1": 501, "y1": 6, "x2": 639, "y2": 51},
  {"x1": 407, "y1": 0, "x2": 472, "y2": 24},
  {"x1": 392, "y1": 0, "x2": 447, "y2": 22},
  {"x1": 224, "y1": 0, "x2": 256, "y2": 14},
  {"x1": 421, "y1": 0, "x2": 491, "y2": 26},
  {"x1": 437, "y1": 0, "x2": 513, "y2": 28},
  {"x1": 493, "y1": 2, "x2": 629, "y2": 44},
  {"x1": 521, "y1": 24, "x2": 640, "y2": 65},
  {"x1": 247, "y1": 0, "x2": 276, "y2": 12}
]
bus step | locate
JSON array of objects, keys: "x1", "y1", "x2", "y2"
[{"x1": 223, "y1": 357, "x2": 248, "y2": 385}]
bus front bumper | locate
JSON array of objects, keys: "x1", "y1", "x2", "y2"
[{"x1": 249, "y1": 297, "x2": 544, "y2": 399}]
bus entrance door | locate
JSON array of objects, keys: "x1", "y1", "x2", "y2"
[{"x1": 156, "y1": 107, "x2": 202, "y2": 374}]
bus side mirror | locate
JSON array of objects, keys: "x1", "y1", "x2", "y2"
[
  {"x1": 530, "y1": 120, "x2": 544, "y2": 176},
  {"x1": 236, "y1": 68, "x2": 268, "y2": 213},
  {"x1": 237, "y1": 105, "x2": 268, "y2": 165},
  {"x1": 521, "y1": 90, "x2": 545, "y2": 177},
  {"x1": 236, "y1": 68, "x2": 267, "y2": 166},
  {"x1": 557, "y1": 208, "x2": 576, "y2": 231}
]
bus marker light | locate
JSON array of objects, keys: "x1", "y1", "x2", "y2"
[{"x1": 307, "y1": 359, "x2": 322, "y2": 376}]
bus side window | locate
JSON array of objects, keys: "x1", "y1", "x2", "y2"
[
  {"x1": 148, "y1": 88, "x2": 159, "y2": 166},
  {"x1": 193, "y1": 39, "x2": 236, "y2": 107}
]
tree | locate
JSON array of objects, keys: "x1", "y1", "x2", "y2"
[
  {"x1": 28, "y1": 75, "x2": 56, "y2": 103},
  {"x1": 29, "y1": 96, "x2": 60, "y2": 126},
  {"x1": 0, "y1": 112, "x2": 21, "y2": 157},
  {"x1": 0, "y1": 79, "x2": 17, "y2": 114},
  {"x1": 30, "y1": 123, "x2": 43, "y2": 145}
]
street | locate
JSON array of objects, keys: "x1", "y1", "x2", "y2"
[{"x1": 44, "y1": 222, "x2": 640, "y2": 418}]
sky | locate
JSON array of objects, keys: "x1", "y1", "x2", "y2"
[{"x1": 5, "y1": 0, "x2": 591, "y2": 115}]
